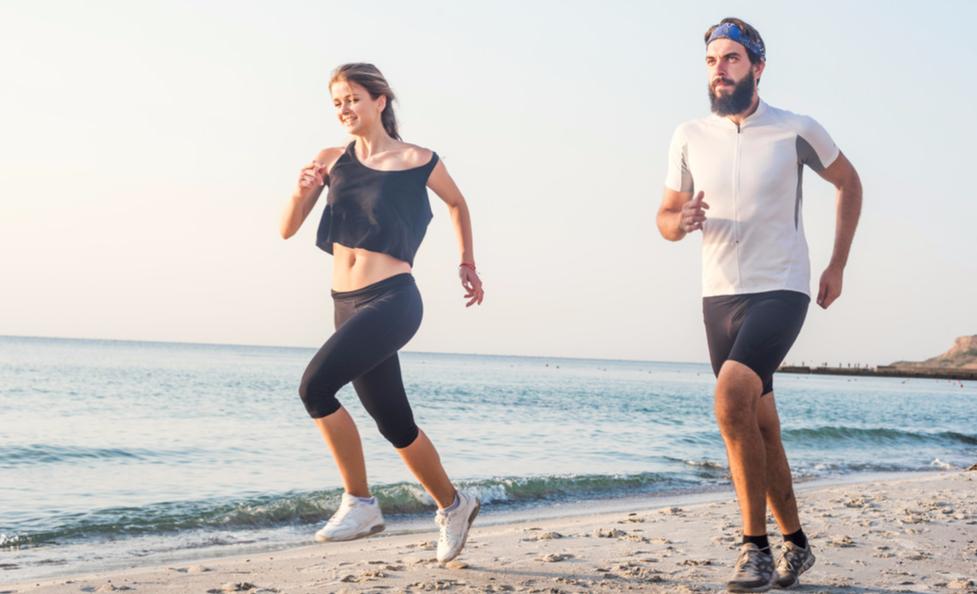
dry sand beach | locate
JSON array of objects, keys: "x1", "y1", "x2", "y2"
[{"x1": 7, "y1": 471, "x2": 976, "y2": 594}]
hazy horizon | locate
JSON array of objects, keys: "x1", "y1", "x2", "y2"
[{"x1": 2, "y1": 332, "x2": 967, "y2": 368}]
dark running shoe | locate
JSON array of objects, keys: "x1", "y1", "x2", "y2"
[
  {"x1": 774, "y1": 541, "x2": 816, "y2": 588},
  {"x1": 726, "y1": 542, "x2": 776, "y2": 592}
]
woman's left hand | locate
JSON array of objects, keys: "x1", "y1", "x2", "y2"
[{"x1": 459, "y1": 265, "x2": 484, "y2": 307}]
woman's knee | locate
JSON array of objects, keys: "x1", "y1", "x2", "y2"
[
  {"x1": 298, "y1": 367, "x2": 342, "y2": 419},
  {"x1": 378, "y1": 418, "x2": 419, "y2": 449}
]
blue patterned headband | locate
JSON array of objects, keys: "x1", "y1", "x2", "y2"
[{"x1": 706, "y1": 22, "x2": 765, "y2": 61}]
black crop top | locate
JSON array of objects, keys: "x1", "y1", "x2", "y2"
[{"x1": 316, "y1": 142, "x2": 439, "y2": 266}]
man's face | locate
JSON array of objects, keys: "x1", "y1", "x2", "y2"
[{"x1": 705, "y1": 38, "x2": 763, "y2": 116}]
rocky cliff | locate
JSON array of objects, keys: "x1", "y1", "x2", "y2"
[{"x1": 892, "y1": 335, "x2": 977, "y2": 370}]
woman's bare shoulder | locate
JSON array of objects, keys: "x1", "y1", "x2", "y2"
[
  {"x1": 315, "y1": 146, "x2": 346, "y2": 171},
  {"x1": 397, "y1": 142, "x2": 435, "y2": 167}
]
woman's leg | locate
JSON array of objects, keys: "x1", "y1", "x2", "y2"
[
  {"x1": 338, "y1": 280, "x2": 477, "y2": 561},
  {"x1": 352, "y1": 352, "x2": 477, "y2": 563},
  {"x1": 398, "y1": 430, "x2": 457, "y2": 509},
  {"x1": 313, "y1": 407, "x2": 370, "y2": 497},
  {"x1": 299, "y1": 318, "x2": 386, "y2": 541},
  {"x1": 351, "y1": 354, "x2": 456, "y2": 508},
  {"x1": 298, "y1": 297, "x2": 382, "y2": 497}
]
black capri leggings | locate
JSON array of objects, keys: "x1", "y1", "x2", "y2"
[{"x1": 299, "y1": 273, "x2": 423, "y2": 449}]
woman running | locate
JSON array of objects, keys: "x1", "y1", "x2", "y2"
[{"x1": 279, "y1": 63, "x2": 484, "y2": 563}]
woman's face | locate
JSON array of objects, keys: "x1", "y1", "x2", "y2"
[{"x1": 330, "y1": 79, "x2": 385, "y2": 136}]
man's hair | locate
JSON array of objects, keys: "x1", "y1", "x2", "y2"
[{"x1": 704, "y1": 17, "x2": 765, "y2": 64}]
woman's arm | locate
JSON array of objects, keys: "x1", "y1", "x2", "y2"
[
  {"x1": 279, "y1": 147, "x2": 343, "y2": 239},
  {"x1": 427, "y1": 160, "x2": 484, "y2": 307}
]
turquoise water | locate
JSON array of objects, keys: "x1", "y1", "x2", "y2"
[{"x1": 1, "y1": 335, "x2": 975, "y2": 580}]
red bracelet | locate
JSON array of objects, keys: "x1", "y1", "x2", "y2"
[{"x1": 459, "y1": 262, "x2": 477, "y2": 271}]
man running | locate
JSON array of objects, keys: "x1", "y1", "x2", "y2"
[{"x1": 657, "y1": 17, "x2": 862, "y2": 592}]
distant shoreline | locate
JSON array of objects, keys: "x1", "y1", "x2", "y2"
[{"x1": 779, "y1": 365, "x2": 977, "y2": 381}]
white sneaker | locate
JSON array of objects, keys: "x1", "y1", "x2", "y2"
[
  {"x1": 314, "y1": 493, "x2": 385, "y2": 542},
  {"x1": 435, "y1": 491, "x2": 480, "y2": 563}
]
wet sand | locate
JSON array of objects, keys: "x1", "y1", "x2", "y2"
[{"x1": 6, "y1": 471, "x2": 976, "y2": 594}]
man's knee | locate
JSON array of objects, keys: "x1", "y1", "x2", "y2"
[
  {"x1": 715, "y1": 398, "x2": 755, "y2": 437},
  {"x1": 715, "y1": 361, "x2": 763, "y2": 436},
  {"x1": 757, "y1": 415, "x2": 782, "y2": 443},
  {"x1": 756, "y1": 393, "x2": 783, "y2": 444}
]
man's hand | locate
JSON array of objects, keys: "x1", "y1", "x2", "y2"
[
  {"x1": 817, "y1": 264, "x2": 844, "y2": 309},
  {"x1": 680, "y1": 191, "x2": 709, "y2": 233}
]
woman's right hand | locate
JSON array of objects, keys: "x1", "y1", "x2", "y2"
[
  {"x1": 297, "y1": 161, "x2": 328, "y2": 192},
  {"x1": 282, "y1": 158, "x2": 332, "y2": 239}
]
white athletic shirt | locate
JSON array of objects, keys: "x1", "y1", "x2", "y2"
[{"x1": 665, "y1": 100, "x2": 839, "y2": 297}]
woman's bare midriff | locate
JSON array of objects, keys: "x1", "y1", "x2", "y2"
[{"x1": 331, "y1": 243, "x2": 412, "y2": 292}]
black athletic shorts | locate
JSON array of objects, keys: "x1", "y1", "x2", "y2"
[{"x1": 703, "y1": 290, "x2": 810, "y2": 396}]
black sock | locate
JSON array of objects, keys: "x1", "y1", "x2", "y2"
[
  {"x1": 742, "y1": 534, "x2": 770, "y2": 554},
  {"x1": 783, "y1": 528, "x2": 808, "y2": 549}
]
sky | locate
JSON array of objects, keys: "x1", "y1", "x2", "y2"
[{"x1": 2, "y1": 0, "x2": 975, "y2": 365}]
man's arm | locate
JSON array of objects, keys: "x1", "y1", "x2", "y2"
[
  {"x1": 658, "y1": 188, "x2": 708, "y2": 241},
  {"x1": 814, "y1": 151, "x2": 862, "y2": 309}
]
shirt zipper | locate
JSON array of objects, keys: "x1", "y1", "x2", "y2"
[{"x1": 732, "y1": 123, "x2": 743, "y2": 288}]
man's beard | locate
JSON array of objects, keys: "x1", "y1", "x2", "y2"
[{"x1": 708, "y1": 71, "x2": 756, "y2": 116}]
